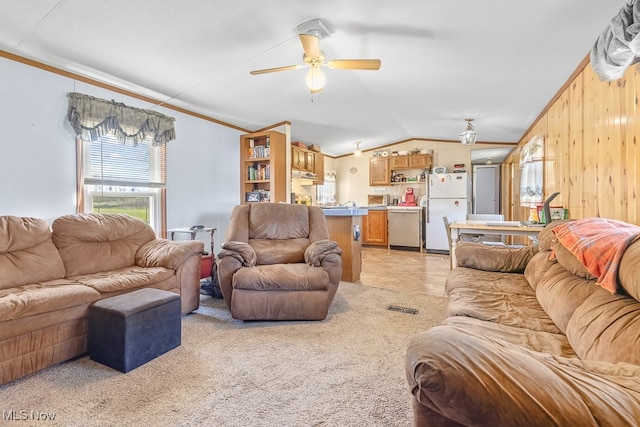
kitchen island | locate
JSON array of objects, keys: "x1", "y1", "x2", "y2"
[{"x1": 322, "y1": 207, "x2": 368, "y2": 283}]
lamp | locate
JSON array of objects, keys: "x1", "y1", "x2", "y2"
[
  {"x1": 459, "y1": 118, "x2": 478, "y2": 145},
  {"x1": 354, "y1": 142, "x2": 362, "y2": 156},
  {"x1": 305, "y1": 65, "x2": 326, "y2": 93}
]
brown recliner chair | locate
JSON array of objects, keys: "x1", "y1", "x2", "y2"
[{"x1": 217, "y1": 203, "x2": 342, "y2": 320}]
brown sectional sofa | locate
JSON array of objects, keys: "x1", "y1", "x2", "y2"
[
  {"x1": 406, "y1": 219, "x2": 640, "y2": 426},
  {"x1": 0, "y1": 213, "x2": 204, "y2": 386}
]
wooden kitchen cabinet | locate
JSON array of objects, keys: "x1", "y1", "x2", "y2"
[
  {"x1": 292, "y1": 146, "x2": 306, "y2": 171},
  {"x1": 313, "y1": 152, "x2": 324, "y2": 184},
  {"x1": 369, "y1": 157, "x2": 391, "y2": 186},
  {"x1": 391, "y1": 155, "x2": 410, "y2": 169},
  {"x1": 391, "y1": 153, "x2": 432, "y2": 170},
  {"x1": 305, "y1": 151, "x2": 315, "y2": 172},
  {"x1": 362, "y1": 209, "x2": 388, "y2": 246},
  {"x1": 409, "y1": 153, "x2": 431, "y2": 169},
  {"x1": 292, "y1": 145, "x2": 324, "y2": 184}
]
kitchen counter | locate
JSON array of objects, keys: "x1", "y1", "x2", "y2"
[
  {"x1": 386, "y1": 205, "x2": 423, "y2": 210},
  {"x1": 321, "y1": 207, "x2": 368, "y2": 216},
  {"x1": 321, "y1": 208, "x2": 365, "y2": 283}
]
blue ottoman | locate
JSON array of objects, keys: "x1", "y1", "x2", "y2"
[{"x1": 89, "y1": 288, "x2": 181, "y2": 373}]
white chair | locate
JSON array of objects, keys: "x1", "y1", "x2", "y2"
[{"x1": 464, "y1": 213, "x2": 505, "y2": 244}]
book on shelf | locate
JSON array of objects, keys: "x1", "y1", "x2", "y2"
[
  {"x1": 247, "y1": 164, "x2": 270, "y2": 181},
  {"x1": 247, "y1": 144, "x2": 270, "y2": 159}
]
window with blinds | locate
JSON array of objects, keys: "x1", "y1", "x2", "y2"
[{"x1": 80, "y1": 134, "x2": 166, "y2": 232}]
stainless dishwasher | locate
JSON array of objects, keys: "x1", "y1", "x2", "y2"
[{"x1": 387, "y1": 207, "x2": 423, "y2": 251}]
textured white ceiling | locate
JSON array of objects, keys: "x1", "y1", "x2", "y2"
[{"x1": 0, "y1": 0, "x2": 625, "y2": 159}]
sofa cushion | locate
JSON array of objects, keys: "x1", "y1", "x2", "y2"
[
  {"x1": 455, "y1": 242, "x2": 538, "y2": 273},
  {"x1": 553, "y1": 240, "x2": 596, "y2": 280},
  {"x1": 566, "y1": 290, "x2": 640, "y2": 365},
  {"x1": 534, "y1": 262, "x2": 600, "y2": 333},
  {"x1": 232, "y1": 263, "x2": 330, "y2": 291},
  {"x1": 442, "y1": 315, "x2": 576, "y2": 357},
  {"x1": 524, "y1": 250, "x2": 557, "y2": 290},
  {"x1": 70, "y1": 266, "x2": 175, "y2": 293},
  {"x1": 0, "y1": 281, "x2": 100, "y2": 321},
  {"x1": 248, "y1": 203, "x2": 310, "y2": 240},
  {"x1": 446, "y1": 267, "x2": 561, "y2": 334},
  {"x1": 618, "y1": 239, "x2": 640, "y2": 301},
  {"x1": 537, "y1": 219, "x2": 573, "y2": 250},
  {"x1": 0, "y1": 216, "x2": 66, "y2": 290},
  {"x1": 52, "y1": 213, "x2": 156, "y2": 276},
  {"x1": 250, "y1": 238, "x2": 309, "y2": 265}
]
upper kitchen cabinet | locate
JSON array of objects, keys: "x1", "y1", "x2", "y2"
[
  {"x1": 369, "y1": 157, "x2": 391, "y2": 186},
  {"x1": 391, "y1": 155, "x2": 409, "y2": 169},
  {"x1": 292, "y1": 145, "x2": 307, "y2": 171},
  {"x1": 391, "y1": 153, "x2": 432, "y2": 170},
  {"x1": 313, "y1": 152, "x2": 324, "y2": 185},
  {"x1": 292, "y1": 143, "x2": 324, "y2": 184}
]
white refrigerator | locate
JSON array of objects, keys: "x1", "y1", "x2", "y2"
[{"x1": 425, "y1": 172, "x2": 470, "y2": 252}]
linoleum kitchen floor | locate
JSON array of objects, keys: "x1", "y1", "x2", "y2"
[{"x1": 359, "y1": 246, "x2": 449, "y2": 297}]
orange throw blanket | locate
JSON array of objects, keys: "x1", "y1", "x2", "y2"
[{"x1": 551, "y1": 218, "x2": 640, "y2": 293}]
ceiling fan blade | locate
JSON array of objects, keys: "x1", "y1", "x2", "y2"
[
  {"x1": 250, "y1": 65, "x2": 303, "y2": 75},
  {"x1": 299, "y1": 34, "x2": 320, "y2": 58},
  {"x1": 327, "y1": 59, "x2": 381, "y2": 70}
]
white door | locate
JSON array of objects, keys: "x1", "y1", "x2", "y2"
[
  {"x1": 473, "y1": 165, "x2": 500, "y2": 214},
  {"x1": 425, "y1": 198, "x2": 468, "y2": 252},
  {"x1": 428, "y1": 173, "x2": 468, "y2": 199}
]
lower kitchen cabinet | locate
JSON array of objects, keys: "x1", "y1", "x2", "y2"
[{"x1": 362, "y1": 209, "x2": 388, "y2": 246}]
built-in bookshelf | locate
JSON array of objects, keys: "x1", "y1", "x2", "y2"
[{"x1": 240, "y1": 130, "x2": 287, "y2": 204}]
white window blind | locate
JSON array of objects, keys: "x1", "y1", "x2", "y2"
[
  {"x1": 80, "y1": 133, "x2": 166, "y2": 232},
  {"x1": 85, "y1": 134, "x2": 166, "y2": 188}
]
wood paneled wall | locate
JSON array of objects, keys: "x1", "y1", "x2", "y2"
[{"x1": 504, "y1": 60, "x2": 640, "y2": 225}]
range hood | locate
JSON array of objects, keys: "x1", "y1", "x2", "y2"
[{"x1": 291, "y1": 170, "x2": 318, "y2": 181}]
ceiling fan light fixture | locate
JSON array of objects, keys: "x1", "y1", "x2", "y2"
[
  {"x1": 459, "y1": 118, "x2": 478, "y2": 145},
  {"x1": 305, "y1": 66, "x2": 325, "y2": 93}
]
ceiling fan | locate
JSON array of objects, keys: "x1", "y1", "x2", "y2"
[{"x1": 249, "y1": 19, "x2": 381, "y2": 94}]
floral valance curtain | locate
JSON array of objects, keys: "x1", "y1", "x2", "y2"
[
  {"x1": 519, "y1": 135, "x2": 544, "y2": 207},
  {"x1": 67, "y1": 92, "x2": 175, "y2": 145}
]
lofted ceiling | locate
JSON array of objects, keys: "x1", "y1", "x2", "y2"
[{"x1": 0, "y1": 0, "x2": 625, "y2": 159}]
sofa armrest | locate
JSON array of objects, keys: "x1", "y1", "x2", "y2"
[
  {"x1": 406, "y1": 326, "x2": 640, "y2": 426},
  {"x1": 218, "y1": 241, "x2": 256, "y2": 267},
  {"x1": 304, "y1": 239, "x2": 342, "y2": 267},
  {"x1": 455, "y1": 242, "x2": 538, "y2": 273},
  {"x1": 136, "y1": 239, "x2": 204, "y2": 270}
]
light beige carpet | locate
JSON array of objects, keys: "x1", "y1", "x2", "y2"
[{"x1": 0, "y1": 282, "x2": 447, "y2": 427}]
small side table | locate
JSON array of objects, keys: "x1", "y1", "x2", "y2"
[
  {"x1": 167, "y1": 227, "x2": 216, "y2": 255},
  {"x1": 167, "y1": 228, "x2": 220, "y2": 297}
]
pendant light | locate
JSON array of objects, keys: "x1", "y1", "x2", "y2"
[
  {"x1": 354, "y1": 142, "x2": 362, "y2": 156},
  {"x1": 459, "y1": 118, "x2": 478, "y2": 145}
]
